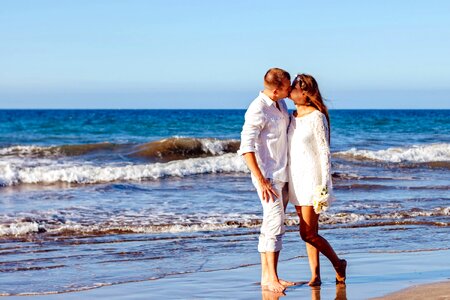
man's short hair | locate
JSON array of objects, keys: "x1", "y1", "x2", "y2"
[{"x1": 264, "y1": 68, "x2": 291, "y2": 89}]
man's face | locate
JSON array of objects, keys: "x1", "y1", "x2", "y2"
[{"x1": 274, "y1": 79, "x2": 292, "y2": 100}]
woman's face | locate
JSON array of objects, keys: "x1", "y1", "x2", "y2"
[{"x1": 289, "y1": 82, "x2": 307, "y2": 105}]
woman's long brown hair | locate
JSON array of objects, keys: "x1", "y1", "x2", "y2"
[{"x1": 292, "y1": 74, "x2": 331, "y2": 142}]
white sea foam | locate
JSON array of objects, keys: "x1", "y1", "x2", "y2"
[
  {"x1": 200, "y1": 138, "x2": 239, "y2": 155},
  {"x1": 0, "y1": 222, "x2": 40, "y2": 236},
  {"x1": 0, "y1": 145, "x2": 53, "y2": 156},
  {"x1": 1, "y1": 207, "x2": 448, "y2": 237},
  {"x1": 334, "y1": 143, "x2": 450, "y2": 163},
  {"x1": 0, "y1": 211, "x2": 262, "y2": 236},
  {"x1": 0, "y1": 153, "x2": 249, "y2": 186}
]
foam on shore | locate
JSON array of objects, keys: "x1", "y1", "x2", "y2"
[{"x1": 2, "y1": 206, "x2": 448, "y2": 237}]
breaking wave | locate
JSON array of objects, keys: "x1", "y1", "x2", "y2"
[
  {"x1": 0, "y1": 137, "x2": 240, "y2": 162},
  {"x1": 129, "y1": 137, "x2": 240, "y2": 161},
  {"x1": 0, "y1": 153, "x2": 248, "y2": 187},
  {"x1": 0, "y1": 143, "x2": 121, "y2": 157},
  {"x1": 334, "y1": 143, "x2": 450, "y2": 166}
]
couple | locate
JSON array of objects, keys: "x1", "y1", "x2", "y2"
[{"x1": 238, "y1": 68, "x2": 347, "y2": 293}]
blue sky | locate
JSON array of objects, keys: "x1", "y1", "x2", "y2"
[{"x1": 1, "y1": 0, "x2": 449, "y2": 109}]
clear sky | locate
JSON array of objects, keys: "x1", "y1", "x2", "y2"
[{"x1": 1, "y1": 0, "x2": 449, "y2": 109}]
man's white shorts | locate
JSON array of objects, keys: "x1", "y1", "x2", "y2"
[{"x1": 253, "y1": 178, "x2": 288, "y2": 253}]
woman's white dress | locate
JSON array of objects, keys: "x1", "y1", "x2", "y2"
[{"x1": 288, "y1": 110, "x2": 332, "y2": 206}]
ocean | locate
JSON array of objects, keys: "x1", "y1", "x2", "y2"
[{"x1": 0, "y1": 109, "x2": 449, "y2": 296}]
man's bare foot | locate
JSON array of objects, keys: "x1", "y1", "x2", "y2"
[
  {"x1": 335, "y1": 259, "x2": 347, "y2": 284},
  {"x1": 279, "y1": 279, "x2": 295, "y2": 287},
  {"x1": 265, "y1": 280, "x2": 286, "y2": 293},
  {"x1": 263, "y1": 279, "x2": 294, "y2": 287},
  {"x1": 308, "y1": 278, "x2": 322, "y2": 286}
]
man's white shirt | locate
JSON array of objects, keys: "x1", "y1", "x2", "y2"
[{"x1": 238, "y1": 92, "x2": 290, "y2": 182}]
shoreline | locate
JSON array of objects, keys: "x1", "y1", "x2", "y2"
[{"x1": 3, "y1": 248, "x2": 449, "y2": 299}]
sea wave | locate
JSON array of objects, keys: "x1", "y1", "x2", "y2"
[
  {"x1": 334, "y1": 143, "x2": 450, "y2": 165},
  {"x1": 1, "y1": 207, "x2": 448, "y2": 237},
  {"x1": 0, "y1": 143, "x2": 121, "y2": 157},
  {"x1": 0, "y1": 137, "x2": 240, "y2": 162},
  {"x1": 129, "y1": 137, "x2": 240, "y2": 161},
  {"x1": 0, "y1": 211, "x2": 263, "y2": 237},
  {"x1": 0, "y1": 153, "x2": 248, "y2": 186}
]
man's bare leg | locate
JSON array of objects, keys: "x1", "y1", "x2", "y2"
[
  {"x1": 261, "y1": 252, "x2": 269, "y2": 285},
  {"x1": 261, "y1": 251, "x2": 295, "y2": 289},
  {"x1": 259, "y1": 183, "x2": 293, "y2": 290},
  {"x1": 261, "y1": 251, "x2": 286, "y2": 293}
]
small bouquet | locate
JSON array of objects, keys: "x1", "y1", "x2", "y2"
[{"x1": 313, "y1": 185, "x2": 330, "y2": 214}]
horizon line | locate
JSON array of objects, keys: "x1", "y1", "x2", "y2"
[{"x1": 0, "y1": 108, "x2": 449, "y2": 111}]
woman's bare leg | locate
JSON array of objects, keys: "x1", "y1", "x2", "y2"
[
  {"x1": 297, "y1": 206, "x2": 346, "y2": 283},
  {"x1": 306, "y1": 242, "x2": 321, "y2": 285},
  {"x1": 297, "y1": 206, "x2": 321, "y2": 285}
]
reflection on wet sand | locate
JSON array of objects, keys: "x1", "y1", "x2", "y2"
[
  {"x1": 261, "y1": 283, "x2": 347, "y2": 300},
  {"x1": 311, "y1": 284, "x2": 347, "y2": 300},
  {"x1": 311, "y1": 286, "x2": 321, "y2": 300},
  {"x1": 335, "y1": 283, "x2": 347, "y2": 300},
  {"x1": 261, "y1": 289, "x2": 285, "y2": 300}
]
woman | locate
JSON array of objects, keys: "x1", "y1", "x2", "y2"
[{"x1": 288, "y1": 74, "x2": 346, "y2": 286}]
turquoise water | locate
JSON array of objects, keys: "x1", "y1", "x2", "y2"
[
  {"x1": 0, "y1": 109, "x2": 449, "y2": 295},
  {"x1": 0, "y1": 110, "x2": 242, "y2": 145},
  {"x1": 0, "y1": 109, "x2": 448, "y2": 148}
]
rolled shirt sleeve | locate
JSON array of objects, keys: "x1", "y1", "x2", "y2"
[
  {"x1": 237, "y1": 93, "x2": 289, "y2": 182},
  {"x1": 238, "y1": 101, "x2": 266, "y2": 155}
]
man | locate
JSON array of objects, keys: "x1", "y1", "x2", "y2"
[{"x1": 238, "y1": 68, "x2": 293, "y2": 293}]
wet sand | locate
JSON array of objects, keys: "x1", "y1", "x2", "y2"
[
  {"x1": 372, "y1": 280, "x2": 450, "y2": 300},
  {"x1": 3, "y1": 248, "x2": 449, "y2": 299}
]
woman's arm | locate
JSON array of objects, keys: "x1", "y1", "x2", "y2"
[{"x1": 313, "y1": 113, "x2": 331, "y2": 187}]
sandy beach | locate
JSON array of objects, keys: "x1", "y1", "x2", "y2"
[
  {"x1": 3, "y1": 248, "x2": 449, "y2": 299},
  {"x1": 373, "y1": 281, "x2": 450, "y2": 300}
]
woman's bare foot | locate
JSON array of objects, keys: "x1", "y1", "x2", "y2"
[
  {"x1": 335, "y1": 259, "x2": 347, "y2": 284},
  {"x1": 308, "y1": 277, "x2": 322, "y2": 286},
  {"x1": 279, "y1": 279, "x2": 295, "y2": 287}
]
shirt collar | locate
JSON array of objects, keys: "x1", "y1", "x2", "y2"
[{"x1": 259, "y1": 91, "x2": 277, "y2": 107}]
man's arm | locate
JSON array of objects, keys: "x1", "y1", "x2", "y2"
[
  {"x1": 242, "y1": 152, "x2": 279, "y2": 202},
  {"x1": 239, "y1": 101, "x2": 279, "y2": 202}
]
